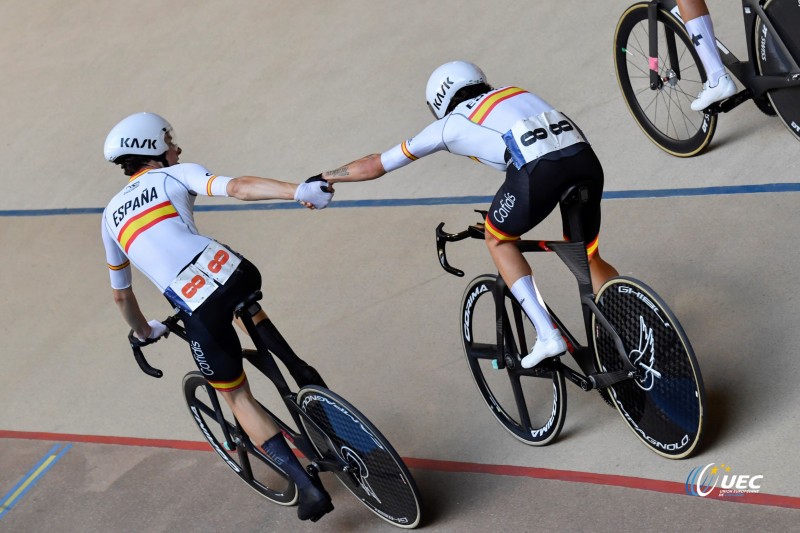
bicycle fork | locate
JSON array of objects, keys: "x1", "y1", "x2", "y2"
[{"x1": 649, "y1": 1, "x2": 683, "y2": 90}]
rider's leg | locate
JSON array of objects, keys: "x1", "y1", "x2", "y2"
[
  {"x1": 219, "y1": 380, "x2": 333, "y2": 521},
  {"x1": 484, "y1": 231, "x2": 566, "y2": 368},
  {"x1": 235, "y1": 310, "x2": 327, "y2": 388},
  {"x1": 589, "y1": 249, "x2": 619, "y2": 293},
  {"x1": 676, "y1": 0, "x2": 736, "y2": 109},
  {"x1": 218, "y1": 378, "x2": 281, "y2": 443}
]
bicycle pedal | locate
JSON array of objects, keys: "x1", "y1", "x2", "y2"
[
  {"x1": 223, "y1": 441, "x2": 234, "y2": 451},
  {"x1": 491, "y1": 359, "x2": 500, "y2": 369}
]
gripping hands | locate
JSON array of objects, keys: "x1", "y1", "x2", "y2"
[{"x1": 295, "y1": 175, "x2": 333, "y2": 209}]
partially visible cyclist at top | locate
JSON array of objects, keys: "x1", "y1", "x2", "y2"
[
  {"x1": 677, "y1": 0, "x2": 737, "y2": 110},
  {"x1": 310, "y1": 61, "x2": 619, "y2": 370},
  {"x1": 100, "y1": 112, "x2": 334, "y2": 522}
]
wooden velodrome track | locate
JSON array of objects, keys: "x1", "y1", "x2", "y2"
[{"x1": 1, "y1": 1, "x2": 798, "y2": 531}]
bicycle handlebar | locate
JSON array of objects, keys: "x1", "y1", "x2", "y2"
[
  {"x1": 436, "y1": 209, "x2": 565, "y2": 277},
  {"x1": 127, "y1": 316, "x2": 187, "y2": 379},
  {"x1": 435, "y1": 210, "x2": 488, "y2": 277}
]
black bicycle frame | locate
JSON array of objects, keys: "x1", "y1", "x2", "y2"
[
  {"x1": 648, "y1": 0, "x2": 800, "y2": 103},
  {"x1": 435, "y1": 185, "x2": 638, "y2": 393},
  {"x1": 128, "y1": 294, "x2": 347, "y2": 474}
]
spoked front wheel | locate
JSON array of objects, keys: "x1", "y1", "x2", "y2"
[
  {"x1": 593, "y1": 277, "x2": 705, "y2": 459},
  {"x1": 182, "y1": 371, "x2": 298, "y2": 505},
  {"x1": 755, "y1": 0, "x2": 800, "y2": 143},
  {"x1": 461, "y1": 274, "x2": 567, "y2": 446},
  {"x1": 297, "y1": 386, "x2": 422, "y2": 529},
  {"x1": 614, "y1": 2, "x2": 717, "y2": 156}
]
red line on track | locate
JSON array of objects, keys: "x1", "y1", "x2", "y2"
[{"x1": 2, "y1": 429, "x2": 797, "y2": 510}]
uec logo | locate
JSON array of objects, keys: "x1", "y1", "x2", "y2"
[{"x1": 685, "y1": 463, "x2": 763, "y2": 497}]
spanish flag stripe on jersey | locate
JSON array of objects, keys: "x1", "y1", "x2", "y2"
[
  {"x1": 128, "y1": 168, "x2": 150, "y2": 182},
  {"x1": 485, "y1": 217, "x2": 521, "y2": 241},
  {"x1": 207, "y1": 372, "x2": 247, "y2": 391},
  {"x1": 468, "y1": 87, "x2": 527, "y2": 125},
  {"x1": 117, "y1": 201, "x2": 178, "y2": 253},
  {"x1": 108, "y1": 260, "x2": 130, "y2": 271},
  {"x1": 401, "y1": 140, "x2": 418, "y2": 161},
  {"x1": 206, "y1": 175, "x2": 218, "y2": 196}
]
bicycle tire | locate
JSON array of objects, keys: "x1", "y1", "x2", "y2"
[
  {"x1": 592, "y1": 277, "x2": 705, "y2": 459},
  {"x1": 182, "y1": 371, "x2": 298, "y2": 505},
  {"x1": 614, "y1": 2, "x2": 717, "y2": 156},
  {"x1": 461, "y1": 274, "x2": 567, "y2": 446},
  {"x1": 296, "y1": 386, "x2": 422, "y2": 529},
  {"x1": 755, "y1": 0, "x2": 800, "y2": 143}
]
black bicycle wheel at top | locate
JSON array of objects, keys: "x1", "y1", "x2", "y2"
[
  {"x1": 296, "y1": 387, "x2": 422, "y2": 529},
  {"x1": 614, "y1": 2, "x2": 717, "y2": 156},
  {"x1": 593, "y1": 278, "x2": 705, "y2": 459},
  {"x1": 756, "y1": 0, "x2": 800, "y2": 143},
  {"x1": 182, "y1": 372, "x2": 298, "y2": 505}
]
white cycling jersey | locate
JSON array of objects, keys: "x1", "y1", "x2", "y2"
[
  {"x1": 101, "y1": 163, "x2": 233, "y2": 292},
  {"x1": 381, "y1": 86, "x2": 570, "y2": 172}
]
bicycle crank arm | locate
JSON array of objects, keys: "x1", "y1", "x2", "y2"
[
  {"x1": 561, "y1": 364, "x2": 593, "y2": 391},
  {"x1": 588, "y1": 369, "x2": 636, "y2": 390},
  {"x1": 528, "y1": 359, "x2": 594, "y2": 391},
  {"x1": 706, "y1": 89, "x2": 753, "y2": 114},
  {"x1": 308, "y1": 457, "x2": 343, "y2": 474}
]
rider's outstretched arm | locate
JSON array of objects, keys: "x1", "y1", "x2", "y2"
[
  {"x1": 227, "y1": 175, "x2": 333, "y2": 209},
  {"x1": 226, "y1": 176, "x2": 299, "y2": 201},
  {"x1": 321, "y1": 154, "x2": 386, "y2": 184}
]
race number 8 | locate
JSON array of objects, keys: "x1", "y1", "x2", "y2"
[
  {"x1": 182, "y1": 275, "x2": 206, "y2": 298},
  {"x1": 207, "y1": 250, "x2": 229, "y2": 273},
  {"x1": 520, "y1": 120, "x2": 574, "y2": 146}
]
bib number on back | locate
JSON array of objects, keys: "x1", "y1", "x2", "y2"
[
  {"x1": 502, "y1": 111, "x2": 586, "y2": 169},
  {"x1": 165, "y1": 242, "x2": 241, "y2": 314}
]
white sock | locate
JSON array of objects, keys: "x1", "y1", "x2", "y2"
[
  {"x1": 510, "y1": 275, "x2": 558, "y2": 341},
  {"x1": 684, "y1": 15, "x2": 726, "y2": 85}
]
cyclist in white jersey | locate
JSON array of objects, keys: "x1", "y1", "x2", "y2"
[
  {"x1": 101, "y1": 112, "x2": 334, "y2": 522},
  {"x1": 311, "y1": 61, "x2": 619, "y2": 370}
]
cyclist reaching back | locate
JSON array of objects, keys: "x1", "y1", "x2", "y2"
[
  {"x1": 100, "y1": 112, "x2": 334, "y2": 522},
  {"x1": 312, "y1": 61, "x2": 618, "y2": 370}
]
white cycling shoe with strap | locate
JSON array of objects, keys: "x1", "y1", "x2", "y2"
[
  {"x1": 690, "y1": 74, "x2": 737, "y2": 111},
  {"x1": 521, "y1": 330, "x2": 567, "y2": 369}
]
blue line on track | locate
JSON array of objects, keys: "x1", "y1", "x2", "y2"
[
  {"x1": 2, "y1": 182, "x2": 799, "y2": 217},
  {"x1": 0, "y1": 443, "x2": 72, "y2": 520}
]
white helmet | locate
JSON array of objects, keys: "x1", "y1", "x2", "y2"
[
  {"x1": 425, "y1": 61, "x2": 487, "y2": 119},
  {"x1": 104, "y1": 112, "x2": 173, "y2": 162}
]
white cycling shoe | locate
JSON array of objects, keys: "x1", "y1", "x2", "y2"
[
  {"x1": 690, "y1": 74, "x2": 736, "y2": 111},
  {"x1": 521, "y1": 332, "x2": 567, "y2": 369}
]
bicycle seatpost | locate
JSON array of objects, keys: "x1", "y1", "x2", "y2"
[
  {"x1": 233, "y1": 291, "x2": 293, "y2": 394},
  {"x1": 557, "y1": 182, "x2": 593, "y2": 298}
]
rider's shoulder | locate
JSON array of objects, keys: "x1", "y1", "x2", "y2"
[{"x1": 165, "y1": 162, "x2": 213, "y2": 178}]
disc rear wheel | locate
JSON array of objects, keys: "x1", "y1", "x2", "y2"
[
  {"x1": 593, "y1": 278, "x2": 705, "y2": 459},
  {"x1": 297, "y1": 386, "x2": 422, "y2": 529}
]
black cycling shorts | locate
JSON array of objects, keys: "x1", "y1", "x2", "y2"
[
  {"x1": 485, "y1": 144, "x2": 604, "y2": 255},
  {"x1": 174, "y1": 255, "x2": 261, "y2": 391}
]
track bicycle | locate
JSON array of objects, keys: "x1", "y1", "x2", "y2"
[
  {"x1": 435, "y1": 182, "x2": 705, "y2": 459},
  {"x1": 127, "y1": 290, "x2": 422, "y2": 528},
  {"x1": 614, "y1": 0, "x2": 800, "y2": 156}
]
